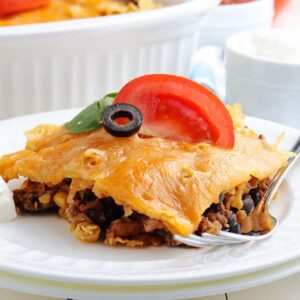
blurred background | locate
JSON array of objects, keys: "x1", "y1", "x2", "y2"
[
  {"x1": 191, "y1": 0, "x2": 300, "y2": 129},
  {"x1": 0, "y1": 0, "x2": 299, "y2": 128}
]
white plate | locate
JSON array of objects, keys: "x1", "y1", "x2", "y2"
[
  {"x1": 0, "y1": 110, "x2": 299, "y2": 290},
  {"x1": 1, "y1": 250, "x2": 300, "y2": 300}
]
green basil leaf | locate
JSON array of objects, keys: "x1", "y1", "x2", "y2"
[{"x1": 64, "y1": 93, "x2": 117, "y2": 134}]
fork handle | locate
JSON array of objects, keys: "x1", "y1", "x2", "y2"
[{"x1": 265, "y1": 137, "x2": 300, "y2": 205}]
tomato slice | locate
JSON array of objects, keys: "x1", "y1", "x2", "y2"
[
  {"x1": 0, "y1": 0, "x2": 49, "y2": 17},
  {"x1": 114, "y1": 74, "x2": 234, "y2": 148}
]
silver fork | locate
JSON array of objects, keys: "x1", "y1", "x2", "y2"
[{"x1": 174, "y1": 137, "x2": 300, "y2": 247}]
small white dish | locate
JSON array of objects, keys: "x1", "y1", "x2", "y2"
[
  {"x1": 0, "y1": 109, "x2": 299, "y2": 300},
  {"x1": 199, "y1": 0, "x2": 274, "y2": 47},
  {"x1": 225, "y1": 30, "x2": 300, "y2": 129}
]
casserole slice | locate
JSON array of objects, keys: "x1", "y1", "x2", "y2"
[{"x1": 0, "y1": 105, "x2": 292, "y2": 247}]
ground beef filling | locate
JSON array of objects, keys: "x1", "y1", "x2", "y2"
[
  {"x1": 13, "y1": 177, "x2": 271, "y2": 247},
  {"x1": 13, "y1": 179, "x2": 71, "y2": 213},
  {"x1": 62, "y1": 195, "x2": 177, "y2": 247}
]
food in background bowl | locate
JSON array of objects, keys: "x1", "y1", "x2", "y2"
[
  {"x1": 0, "y1": 0, "x2": 49, "y2": 17},
  {"x1": 0, "y1": 0, "x2": 161, "y2": 26},
  {"x1": 221, "y1": 0, "x2": 255, "y2": 4},
  {"x1": 0, "y1": 75, "x2": 292, "y2": 247}
]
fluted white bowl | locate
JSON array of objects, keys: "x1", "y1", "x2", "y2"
[{"x1": 0, "y1": 0, "x2": 219, "y2": 120}]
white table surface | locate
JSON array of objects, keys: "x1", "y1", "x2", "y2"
[{"x1": 1, "y1": 272, "x2": 300, "y2": 300}]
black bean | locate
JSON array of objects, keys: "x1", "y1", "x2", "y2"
[
  {"x1": 209, "y1": 203, "x2": 219, "y2": 212},
  {"x1": 99, "y1": 197, "x2": 124, "y2": 230},
  {"x1": 248, "y1": 231, "x2": 261, "y2": 236},
  {"x1": 249, "y1": 188, "x2": 261, "y2": 206},
  {"x1": 82, "y1": 190, "x2": 97, "y2": 204},
  {"x1": 229, "y1": 223, "x2": 241, "y2": 234},
  {"x1": 219, "y1": 193, "x2": 225, "y2": 203},
  {"x1": 231, "y1": 207, "x2": 238, "y2": 214},
  {"x1": 63, "y1": 178, "x2": 72, "y2": 185},
  {"x1": 74, "y1": 190, "x2": 97, "y2": 204},
  {"x1": 87, "y1": 209, "x2": 99, "y2": 224},
  {"x1": 227, "y1": 213, "x2": 237, "y2": 227},
  {"x1": 242, "y1": 195, "x2": 254, "y2": 214}
]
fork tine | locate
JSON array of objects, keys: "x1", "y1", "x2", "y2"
[
  {"x1": 174, "y1": 235, "x2": 215, "y2": 247},
  {"x1": 174, "y1": 234, "x2": 237, "y2": 247},
  {"x1": 201, "y1": 232, "x2": 243, "y2": 243},
  {"x1": 219, "y1": 220, "x2": 279, "y2": 242},
  {"x1": 187, "y1": 234, "x2": 234, "y2": 245},
  {"x1": 174, "y1": 138, "x2": 299, "y2": 248},
  {"x1": 175, "y1": 218, "x2": 279, "y2": 247},
  {"x1": 217, "y1": 231, "x2": 253, "y2": 241}
]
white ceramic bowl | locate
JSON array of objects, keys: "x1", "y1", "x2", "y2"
[
  {"x1": 225, "y1": 30, "x2": 300, "y2": 129},
  {"x1": 0, "y1": 0, "x2": 219, "y2": 120},
  {"x1": 199, "y1": 0, "x2": 274, "y2": 47}
]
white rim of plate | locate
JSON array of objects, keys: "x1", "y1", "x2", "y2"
[
  {"x1": 0, "y1": 255, "x2": 300, "y2": 300},
  {"x1": 0, "y1": 109, "x2": 299, "y2": 286}
]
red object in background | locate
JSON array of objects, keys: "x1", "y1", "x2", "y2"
[
  {"x1": 274, "y1": 0, "x2": 291, "y2": 17},
  {"x1": 273, "y1": 0, "x2": 299, "y2": 28},
  {"x1": 0, "y1": 0, "x2": 49, "y2": 17},
  {"x1": 114, "y1": 74, "x2": 235, "y2": 148},
  {"x1": 220, "y1": 0, "x2": 291, "y2": 17}
]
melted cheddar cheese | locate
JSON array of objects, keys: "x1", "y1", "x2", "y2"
[{"x1": 0, "y1": 108, "x2": 292, "y2": 236}]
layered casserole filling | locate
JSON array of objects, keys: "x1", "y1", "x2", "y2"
[
  {"x1": 0, "y1": 93, "x2": 292, "y2": 247},
  {"x1": 13, "y1": 175, "x2": 273, "y2": 247}
]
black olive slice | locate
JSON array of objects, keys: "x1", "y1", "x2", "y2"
[{"x1": 102, "y1": 103, "x2": 143, "y2": 137}]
